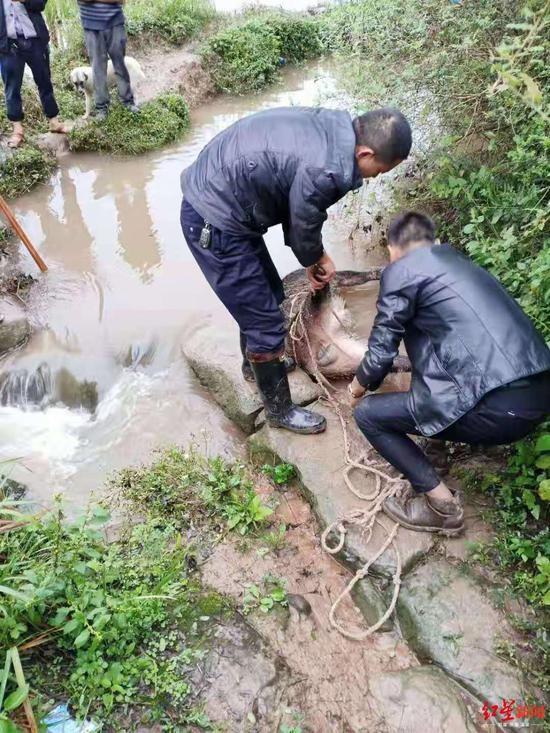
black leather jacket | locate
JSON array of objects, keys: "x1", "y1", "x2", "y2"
[
  {"x1": 356, "y1": 244, "x2": 550, "y2": 436},
  {"x1": 181, "y1": 106, "x2": 363, "y2": 267},
  {"x1": 0, "y1": 0, "x2": 50, "y2": 53}
]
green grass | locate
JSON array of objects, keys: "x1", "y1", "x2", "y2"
[
  {"x1": 126, "y1": 0, "x2": 215, "y2": 46},
  {"x1": 68, "y1": 93, "x2": 190, "y2": 155},
  {"x1": 0, "y1": 146, "x2": 56, "y2": 199},
  {"x1": 0, "y1": 448, "x2": 274, "y2": 729},
  {"x1": 203, "y1": 12, "x2": 322, "y2": 94}
]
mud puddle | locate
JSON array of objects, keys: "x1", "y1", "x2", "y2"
[{"x1": 199, "y1": 476, "x2": 418, "y2": 732}]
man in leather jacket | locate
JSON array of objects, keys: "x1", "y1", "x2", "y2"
[
  {"x1": 181, "y1": 106, "x2": 412, "y2": 435},
  {"x1": 351, "y1": 211, "x2": 550, "y2": 535}
]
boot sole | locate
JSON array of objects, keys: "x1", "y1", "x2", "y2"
[
  {"x1": 383, "y1": 504, "x2": 464, "y2": 537},
  {"x1": 268, "y1": 420, "x2": 327, "y2": 435}
]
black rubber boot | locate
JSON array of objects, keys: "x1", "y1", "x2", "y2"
[
  {"x1": 240, "y1": 332, "x2": 296, "y2": 382},
  {"x1": 251, "y1": 359, "x2": 326, "y2": 434}
]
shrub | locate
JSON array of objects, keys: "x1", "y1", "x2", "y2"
[
  {"x1": 68, "y1": 93, "x2": 190, "y2": 154},
  {"x1": 204, "y1": 19, "x2": 281, "y2": 94},
  {"x1": 0, "y1": 146, "x2": 55, "y2": 199},
  {"x1": 125, "y1": 0, "x2": 215, "y2": 46},
  {"x1": 203, "y1": 13, "x2": 322, "y2": 95}
]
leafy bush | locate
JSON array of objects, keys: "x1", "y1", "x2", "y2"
[
  {"x1": 68, "y1": 93, "x2": 190, "y2": 154},
  {"x1": 204, "y1": 19, "x2": 281, "y2": 94},
  {"x1": 0, "y1": 146, "x2": 55, "y2": 199},
  {"x1": 125, "y1": 0, "x2": 215, "y2": 45},
  {"x1": 203, "y1": 13, "x2": 322, "y2": 94},
  {"x1": 0, "y1": 503, "x2": 220, "y2": 726}
]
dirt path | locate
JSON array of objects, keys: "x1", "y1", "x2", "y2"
[
  {"x1": 202, "y1": 480, "x2": 418, "y2": 731},
  {"x1": 132, "y1": 43, "x2": 216, "y2": 108}
]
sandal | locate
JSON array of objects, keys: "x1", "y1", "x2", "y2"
[{"x1": 7, "y1": 130, "x2": 24, "y2": 148}]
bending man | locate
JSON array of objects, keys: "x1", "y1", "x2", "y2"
[
  {"x1": 351, "y1": 212, "x2": 550, "y2": 535},
  {"x1": 181, "y1": 106, "x2": 412, "y2": 434}
]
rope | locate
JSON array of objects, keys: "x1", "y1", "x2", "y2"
[{"x1": 288, "y1": 287, "x2": 405, "y2": 641}]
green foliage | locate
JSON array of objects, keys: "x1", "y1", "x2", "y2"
[
  {"x1": 261, "y1": 462, "x2": 296, "y2": 486},
  {"x1": 0, "y1": 501, "x2": 223, "y2": 727},
  {"x1": 0, "y1": 146, "x2": 55, "y2": 199},
  {"x1": 125, "y1": 0, "x2": 215, "y2": 46},
  {"x1": 242, "y1": 576, "x2": 287, "y2": 615},
  {"x1": 466, "y1": 425, "x2": 550, "y2": 607},
  {"x1": 68, "y1": 93, "x2": 190, "y2": 155},
  {"x1": 113, "y1": 446, "x2": 273, "y2": 536},
  {"x1": 203, "y1": 12, "x2": 322, "y2": 94}
]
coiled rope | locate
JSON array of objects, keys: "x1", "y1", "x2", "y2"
[{"x1": 288, "y1": 288, "x2": 405, "y2": 641}]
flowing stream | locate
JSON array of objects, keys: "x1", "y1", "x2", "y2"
[{"x1": 1, "y1": 61, "x2": 394, "y2": 510}]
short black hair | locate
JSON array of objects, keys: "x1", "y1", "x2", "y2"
[
  {"x1": 353, "y1": 108, "x2": 412, "y2": 164},
  {"x1": 387, "y1": 211, "x2": 436, "y2": 248}
]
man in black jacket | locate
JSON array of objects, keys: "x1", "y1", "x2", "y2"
[
  {"x1": 351, "y1": 212, "x2": 550, "y2": 535},
  {"x1": 0, "y1": 0, "x2": 66, "y2": 147},
  {"x1": 181, "y1": 106, "x2": 412, "y2": 434}
]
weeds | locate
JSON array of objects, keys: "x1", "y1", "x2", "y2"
[
  {"x1": 203, "y1": 12, "x2": 322, "y2": 94},
  {"x1": 112, "y1": 446, "x2": 273, "y2": 536},
  {"x1": 126, "y1": 0, "x2": 215, "y2": 46},
  {"x1": 242, "y1": 576, "x2": 287, "y2": 616},
  {"x1": 0, "y1": 146, "x2": 55, "y2": 199},
  {"x1": 261, "y1": 462, "x2": 296, "y2": 486},
  {"x1": 68, "y1": 93, "x2": 190, "y2": 155}
]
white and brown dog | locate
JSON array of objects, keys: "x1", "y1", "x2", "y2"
[{"x1": 70, "y1": 57, "x2": 145, "y2": 118}]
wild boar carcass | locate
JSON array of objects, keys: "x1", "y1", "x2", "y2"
[{"x1": 281, "y1": 268, "x2": 411, "y2": 380}]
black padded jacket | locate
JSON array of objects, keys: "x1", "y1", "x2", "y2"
[{"x1": 356, "y1": 244, "x2": 550, "y2": 436}]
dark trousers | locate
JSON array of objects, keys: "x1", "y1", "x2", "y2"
[
  {"x1": 354, "y1": 371, "x2": 550, "y2": 493},
  {"x1": 181, "y1": 199, "x2": 286, "y2": 358},
  {"x1": 84, "y1": 25, "x2": 134, "y2": 112},
  {"x1": 0, "y1": 37, "x2": 59, "y2": 122}
]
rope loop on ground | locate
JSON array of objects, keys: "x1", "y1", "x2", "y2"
[{"x1": 288, "y1": 288, "x2": 404, "y2": 640}]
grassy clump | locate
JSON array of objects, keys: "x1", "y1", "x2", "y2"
[
  {"x1": 68, "y1": 93, "x2": 190, "y2": 155},
  {"x1": 126, "y1": 0, "x2": 215, "y2": 45},
  {"x1": 0, "y1": 448, "x2": 273, "y2": 728},
  {"x1": 114, "y1": 446, "x2": 273, "y2": 535},
  {"x1": 203, "y1": 12, "x2": 322, "y2": 94},
  {"x1": 0, "y1": 145, "x2": 55, "y2": 199}
]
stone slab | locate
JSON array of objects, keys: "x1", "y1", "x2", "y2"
[
  {"x1": 398, "y1": 558, "x2": 530, "y2": 705},
  {"x1": 248, "y1": 402, "x2": 433, "y2": 579},
  {"x1": 182, "y1": 324, "x2": 321, "y2": 433},
  {"x1": 369, "y1": 666, "x2": 478, "y2": 733}
]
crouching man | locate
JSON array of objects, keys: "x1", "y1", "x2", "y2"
[{"x1": 350, "y1": 212, "x2": 550, "y2": 535}]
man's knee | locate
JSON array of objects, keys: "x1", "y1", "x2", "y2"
[{"x1": 354, "y1": 395, "x2": 383, "y2": 436}]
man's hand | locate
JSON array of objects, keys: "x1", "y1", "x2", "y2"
[
  {"x1": 306, "y1": 253, "x2": 336, "y2": 292},
  {"x1": 348, "y1": 376, "x2": 366, "y2": 408}
]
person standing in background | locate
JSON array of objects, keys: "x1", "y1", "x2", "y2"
[
  {"x1": 77, "y1": 0, "x2": 139, "y2": 121},
  {"x1": 0, "y1": 0, "x2": 67, "y2": 148}
]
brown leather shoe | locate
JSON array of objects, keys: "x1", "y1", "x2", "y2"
[{"x1": 383, "y1": 492, "x2": 464, "y2": 536}]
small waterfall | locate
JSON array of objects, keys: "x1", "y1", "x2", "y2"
[
  {"x1": 0, "y1": 363, "x2": 98, "y2": 412},
  {"x1": 0, "y1": 363, "x2": 54, "y2": 408}
]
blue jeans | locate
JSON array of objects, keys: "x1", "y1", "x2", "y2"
[
  {"x1": 180, "y1": 199, "x2": 287, "y2": 359},
  {"x1": 0, "y1": 37, "x2": 59, "y2": 122}
]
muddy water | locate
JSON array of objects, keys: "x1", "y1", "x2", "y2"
[{"x1": 1, "y1": 62, "x2": 390, "y2": 509}]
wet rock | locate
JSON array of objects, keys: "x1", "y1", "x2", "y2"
[
  {"x1": 182, "y1": 324, "x2": 321, "y2": 433},
  {"x1": 248, "y1": 402, "x2": 433, "y2": 580},
  {"x1": 0, "y1": 363, "x2": 98, "y2": 411},
  {"x1": 397, "y1": 559, "x2": 531, "y2": 704},
  {"x1": 287, "y1": 593, "x2": 312, "y2": 616},
  {"x1": 352, "y1": 577, "x2": 393, "y2": 632},
  {"x1": 192, "y1": 616, "x2": 281, "y2": 728},
  {"x1": 0, "y1": 297, "x2": 30, "y2": 356},
  {"x1": 369, "y1": 666, "x2": 478, "y2": 733},
  {"x1": 55, "y1": 368, "x2": 98, "y2": 411}
]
